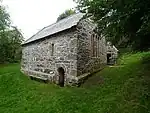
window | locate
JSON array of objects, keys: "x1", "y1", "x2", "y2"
[
  {"x1": 91, "y1": 34, "x2": 95, "y2": 57},
  {"x1": 97, "y1": 36, "x2": 100, "y2": 57},
  {"x1": 51, "y1": 44, "x2": 54, "y2": 56},
  {"x1": 90, "y1": 34, "x2": 100, "y2": 57}
]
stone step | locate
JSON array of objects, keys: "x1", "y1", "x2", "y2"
[{"x1": 30, "y1": 74, "x2": 48, "y2": 81}]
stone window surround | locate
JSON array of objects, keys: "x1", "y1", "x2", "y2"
[
  {"x1": 51, "y1": 43, "x2": 54, "y2": 56},
  {"x1": 90, "y1": 34, "x2": 102, "y2": 58}
]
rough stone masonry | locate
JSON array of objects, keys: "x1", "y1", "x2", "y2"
[{"x1": 21, "y1": 13, "x2": 107, "y2": 86}]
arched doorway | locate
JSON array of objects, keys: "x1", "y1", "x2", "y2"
[{"x1": 57, "y1": 67, "x2": 65, "y2": 87}]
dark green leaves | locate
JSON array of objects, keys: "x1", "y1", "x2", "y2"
[
  {"x1": 57, "y1": 9, "x2": 76, "y2": 22},
  {"x1": 76, "y1": 0, "x2": 150, "y2": 50}
]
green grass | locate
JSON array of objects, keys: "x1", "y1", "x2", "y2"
[{"x1": 0, "y1": 52, "x2": 150, "y2": 113}]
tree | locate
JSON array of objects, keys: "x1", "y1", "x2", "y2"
[
  {"x1": 0, "y1": 4, "x2": 24, "y2": 63},
  {"x1": 75, "y1": 0, "x2": 150, "y2": 50},
  {"x1": 0, "y1": 27, "x2": 24, "y2": 63},
  {"x1": 57, "y1": 9, "x2": 76, "y2": 22},
  {"x1": 0, "y1": 5, "x2": 10, "y2": 63},
  {"x1": 0, "y1": 5, "x2": 10, "y2": 30}
]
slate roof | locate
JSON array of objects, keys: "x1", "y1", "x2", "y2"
[
  {"x1": 23, "y1": 13, "x2": 85, "y2": 45},
  {"x1": 107, "y1": 45, "x2": 118, "y2": 53}
]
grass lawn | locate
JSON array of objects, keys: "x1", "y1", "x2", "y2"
[{"x1": 0, "y1": 52, "x2": 150, "y2": 113}]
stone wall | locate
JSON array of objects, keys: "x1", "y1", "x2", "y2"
[
  {"x1": 76, "y1": 19, "x2": 107, "y2": 76},
  {"x1": 21, "y1": 28, "x2": 78, "y2": 85}
]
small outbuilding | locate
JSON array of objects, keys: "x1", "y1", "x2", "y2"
[{"x1": 106, "y1": 42, "x2": 118, "y2": 65}]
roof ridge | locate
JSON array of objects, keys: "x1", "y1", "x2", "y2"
[
  {"x1": 44, "y1": 12, "x2": 82, "y2": 29},
  {"x1": 23, "y1": 13, "x2": 84, "y2": 45},
  {"x1": 25, "y1": 13, "x2": 81, "y2": 43},
  {"x1": 25, "y1": 27, "x2": 46, "y2": 42}
]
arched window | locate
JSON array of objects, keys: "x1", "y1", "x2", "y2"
[
  {"x1": 90, "y1": 34, "x2": 100, "y2": 57},
  {"x1": 97, "y1": 35, "x2": 100, "y2": 57}
]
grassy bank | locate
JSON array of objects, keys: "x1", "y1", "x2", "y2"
[{"x1": 0, "y1": 52, "x2": 150, "y2": 113}]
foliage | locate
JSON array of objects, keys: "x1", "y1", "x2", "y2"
[
  {"x1": 0, "y1": 52, "x2": 150, "y2": 113},
  {"x1": 0, "y1": 5, "x2": 10, "y2": 30},
  {"x1": 75, "y1": 0, "x2": 150, "y2": 50},
  {"x1": 0, "y1": 4, "x2": 23, "y2": 63},
  {"x1": 57, "y1": 9, "x2": 76, "y2": 22}
]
